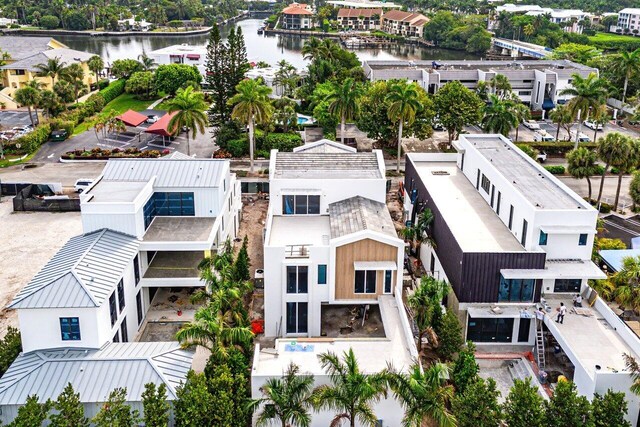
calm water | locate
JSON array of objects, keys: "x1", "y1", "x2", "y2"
[{"x1": 55, "y1": 19, "x2": 478, "y2": 69}]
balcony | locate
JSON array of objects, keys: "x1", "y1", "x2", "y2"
[{"x1": 141, "y1": 251, "x2": 205, "y2": 287}]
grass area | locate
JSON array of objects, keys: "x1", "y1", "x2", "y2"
[
  {"x1": 0, "y1": 152, "x2": 36, "y2": 168},
  {"x1": 72, "y1": 93, "x2": 158, "y2": 136},
  {"x1": 589, "y1": 32, "x2": 640, "y2": 43}
]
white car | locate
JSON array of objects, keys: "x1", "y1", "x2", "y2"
[
  {"x1": 533, "y1": 130, "x2": 555, "y2": 142},
  {"x1": 583, "y1": 120, "x2": 603, "y2": 130},
  {"x1": 570, "y1": 131, "x2": 591, "y2": 142},
  {"x1": 523, "y1": 120, "x2": 541, "y2": 130},
  {"x1": 74, "y1": 179, "x2": 94, "y2": 193},
  {"x1": 146, "y1": 115, "x2": 159, "y2": 124},
  {"x1": 536, "y1": 151, "x2": 548, "y2": 163}
]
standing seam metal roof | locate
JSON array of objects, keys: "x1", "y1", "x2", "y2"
[
  {"x1": 274, "y1": 152, "x2": 382, "y2": 179},
  {"x1": 9, "y1": 230, "x2": 139, "y2": 309}
]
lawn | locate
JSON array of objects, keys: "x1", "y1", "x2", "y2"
[
  {"x1": 0, "y1": 152, "x2": 36, "y2": 168},
  {"x1": 589, "y1": 32, "x2": 640, "y2": 42},
  {"x1": 72, "y1": 93, "x2": 158, "y2": 136},
  {"x1": 588, "y1": 32, "x2": 640, "y2": 50}
]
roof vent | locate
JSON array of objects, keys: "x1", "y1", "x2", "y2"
[{"x1": 431, "y1": 171, "x2": 450, "y2": 176}]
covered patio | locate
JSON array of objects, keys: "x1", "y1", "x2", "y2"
[
  {"x1": 144, "y1": 251, "x2": 204, "y2": 279},
  {"x1": 144, "y1": 111, "x2": 178, "y2": 146}
]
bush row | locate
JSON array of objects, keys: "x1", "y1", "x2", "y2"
[
  {"x1": 544, "y1": 165, "x2": 565, "y2": 174},
  {"x1": 523, "y1": 141, "x2": 598, "y2": 155},
  {"x1": 224, "y1": 132, "x2": 303, "y2": 158},
  {"x1": 99, "y1": 79, "x2": 126, "y2": 104},
  {"x1": 10, "y1": 123, "x2": 51, "y2": 153}
]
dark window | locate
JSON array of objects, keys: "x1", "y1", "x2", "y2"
[
  {"x1": 518, "y1": 318, "x2": 531, "y2": 342},
  {"x1": 490, "y1": 185, "x2": 495, "y2": 208},
  {"x1": 508, "y1": 205, "x2": 514, "y2": 230},
  {"x1": 283, "y1": 195, "x2": 294, "y2": 214},
  {"x1": 384, "y1": 270, "x2": 392, "y2": 293},
  {"x1": 286, "y1": 266, "x2": 308, "y2": 293},
  {"x1": 308, "y1": 195, "x2": 320, "y2": 214},
  {"x1": 136, "y1": 291, "x2": 143, "y2": 326},
  {"x1": 467, "y1": 317, "x2": 514, "y2": 342},
  {"x1": 498, "y1": 276, "x2": 535, "y2": 302},
  {"x1": 521, "y1": 219, "x2": 528, "y2": 246},
  {"x1": 295, "y1": 195, "x2": 307, "y2": 214},
  {"x1": 60, "y1": 317, "x2": 81, "y2": 341},
  {"x1": 286, "y1": 302, "x2": 308, "y2": 334},
  {"x1": 496, "y1": 192, "x2": 501, "y2": 215},
  {"x1": 283, "y1": 195, "x2": 320, "y2": 215},
  {"x1": 539, "y1": 231, "x2": 548, "y2": 246},
  {"x1": 109, "y1": 292, "x2": 117, "y2": 327},
  {"x1": 133, "y1": 255, "x2": 140, "y2": 285},
  {"x1": 120, "y1": 317, "x2": 128, "y2": 342},
  {"x1": 113, "y1": 331, "x2": 119, "y2": 342},
  {"x1": 354, "y1": 270, "x2": 376, "y2": 294},
  {"x1": 476, "y1": 169, "x2": 480, "y2": 190},
  {"x1": 117, "y1": 279, "x2": 125, "y2": 313},
  {"x1": 481, "y1": 174, "x2": 491, "y2": 194},
  {"x1": 461, "y1": 153, "x2": 465, "y2": 171},
  {"x1": 554, "y1": 278, "x2": 581, "y2": 293},
  {"x1": 430, "y1": 254, "x2": 435, "y2": 273},
  {"x1": 318, "y1": 265, "x2": 327, "y2": 285},
  {"x1": 579, "y1": 233, "x2": 588, "y2": 246},
  {"x1": 144, "y1": 192, "x2": 195, "y2": 230}
]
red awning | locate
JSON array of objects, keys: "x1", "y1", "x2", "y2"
[
  {"x1": 186, "y1": 54, "x2": 200, "y2": 60},
  {"x1": 144, "y1": 112, "x2": 178, "y2": 137},
  {"x1": 116, "y1": 110, "x2": 148, "y2": 127}
]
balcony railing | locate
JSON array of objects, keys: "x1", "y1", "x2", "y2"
[{"x1": 285, "y1": 244, "x2": 310, "y2": 258}]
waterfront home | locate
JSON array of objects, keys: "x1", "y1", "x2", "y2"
[
  {"x1": 148, "y1": 44, "x2": 207, "y2": 75},
  {"x1": 281, "y1": 3, "x2": 314, "y2": 30},
  {"x1": 380, "y1": 10, "x2": 428, "y2": 37},
  {"x1": 117, "y1": 17, "x2": 152, "y2": 31},
  {"x1": 337, "y1": 8, "x2": 382, "y2": 31},
  {"x1": 491, "y1": 4, "x2": 590, "y2": 34}
]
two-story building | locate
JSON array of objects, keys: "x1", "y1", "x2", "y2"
[
  {"x1": 381, "y1": 10, "x2": 428, "y2": 38},
  {"x1": 281, "y1": 3, "x2": 314, "y2": 30},
  {"x1": 337, "y1": 8, "x2": 382, "y2": 31},
  {"x1": 613, "y1": 8, "x2": 640, "y2": 35},
  {"x1": 148, "y1": 44, "x2": 207, "y2": 76}
]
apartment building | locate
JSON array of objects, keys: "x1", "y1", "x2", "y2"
[
  {"x1": 148, "y1": 44, "x2": 207, "y2": 75},
  {"x1": 613, "y1": 8, "x2": 640, "y2": 35},
  {"x1": 381, "y1": 10, "x2": 428, "y2": 37},
  {"x1": 404, "y1": 135, "x2": 640, "y2": 426},
  {"x1": 363, "y1": 59, "x2": 598, "y2": 110},
  {"x1": 337, "y1": 8, "x2": 382, "y2": 31},
  {"x1": 492, "y1": 4, "x2": 590, "y2": 33},
  {"x1": 281, "y1": 3, "x2": 314, "y2": 30},
  {"x1": 328, "y1": 0, "x2": 401, "y2": 9}
]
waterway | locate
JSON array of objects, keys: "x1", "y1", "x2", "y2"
[{"x1": 55, "y1": 18, "x2": 479, "y2": 69}]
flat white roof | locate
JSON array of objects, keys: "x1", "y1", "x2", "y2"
[
  {"x1": 501, "y1": 259, "x2": 606, "y2": 280},
  {"x1": 253, "y1": 296, "x2": 414, "y2": 376},
  {"x1": 268, "y1": 216, "x2": 331, "y2": 247},
  {"x1": 412, "y1": 160, "x2": 524, "y2": 252},
  {"x1": 149, "y1": 44, "x2": 207, "y2": 55},
  {"x1": 86, "y1": 180, "x2": 147, "y2": 203}
]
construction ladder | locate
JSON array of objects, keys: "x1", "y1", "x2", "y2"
[{"x1": 535, "y1": 318, "x2": 546, "y2": 370}]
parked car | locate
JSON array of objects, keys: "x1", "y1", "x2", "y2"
[
  {"x1": 629, "y1": 120, "x2": 640, "y2": 127},
  {"x1": 50, "y1": 129, "x2": 68, "y2": 142},
  {"x1": 146, "y1": 115, "x2": 159, "y2": 124},
  {"x1": 74, "y1": 179, "x2": 94, "y2": 193},
  {"x1": 583, "y1": 120, "x2": 603, "y2": 130},
  {"x1": 523, "y1": 120, "x2": 541, "y2": 130},
  {"x1": 536, "y1": 150, "x2": 547, "y2": 163},
  {"x1": 570, "y1": 131, "x2": 590, "y2": 142},
  {"x1": 533, "y1": 130, "x2": 555, "y2": 142}
]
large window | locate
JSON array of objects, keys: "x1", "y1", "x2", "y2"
[
  {"x1": 143, "y1": 192, "x2": 195, "y2": 229},
  {"x1": 136, "y1": 291, "x2": 143, "y2": 326},
  {"x1": 286, "y1": 266, "x2": 308, "y2": 293},
  {"x1": 286, "y1": 302, "x2": 308, "y2": 334},
  {"x1": 355, "y1": 270, "x2": 376, "y2": 294},
  {"x1": 467, "y1": 317, "x2": 514, "y2": 342},
  {"x1": 498, "y1": 276, "x2": 535, "y2": 302},
  {"x1": 481, "y1": 174, "x2": 491, "y2": 194},
  {"x1": 282, "y1": 195, "x2": 320, "y2": 215},
  {"x1": 554, "y1": 278, "x2": 581, "y2": 293},
  {"x1": 133, "y1": 255, "x2": 140, "y2": 285},
  {"x1": 117, "y1": 279, "x2": 125, "y2": 313},
  {"x1": 109, "y1": 292, "x2": 117, "y2": 327},
  {"x1": 60, "y1": 317, "x2": 81, "y2": 341},
  {"x1": 120, "y1": 317, "x2": 128, "y2": 342},
  {"x1": 318, "y1": 265, "x2": 327, "y2": 285}
]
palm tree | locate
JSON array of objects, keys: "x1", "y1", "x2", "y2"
[
  {"x1": 548, "y1": 105, "x2": 573, "y2": 141},
  {"x1": 61, "y1": 63, "x2": 85, "y2": 102},
  {"x1": 386, "y1": 81, "x2": 421, "y2": 173},
  {"x1": 615, "y1": 256, "x2": 640, "y2": 314},
  {"x1": 611, "y1": 137, "x2": 640, "y2": 210},
  {"x1": 249, "y1": 363, "x2": 315, "y2": 427},
  {"x1": 559, "y1": 73, "x2": 609, "y2": 149},
  {"x1": 611, "y1": 48, "x2": 640, "y2": 105},
  {"x1": 385, "y1": 363, "x2": 456, "y2": 427},
  {"x1": 567, "y1": 147, "x2": 598, "y2": 201},
  {"x1": 35, "y1": 57, "x2": 66, "y2": 88},
  {"x1": 489, "y1": 73, "x2": 512, "y2": 99},
  {"x1": 481, "y1": 95, "x2": 518, "y2": 137},
  {"x1": 167, "y1": 86, "x2": 208, "y2": 157},
  {"x1": 596, "y1": 132, "x2": 634, "y2": 206},
  {"x1": 512, "y1": 102, "x2": 530, "y2": 142},
  {"x1": 230, "y1": 79, "x2": 273, "y2": 172},
  {"x1": 407, "y1": 275, "x2": 449, "y2": 354},
  {"x1": 14, "y1": 86, "x2": 40, "y2": 127},
  {"x1": 402, "y1": 208, "x2": 434, "y2": 261},
  {"x1": 313, "y1": 349, "x2": 388, "y2": 427},
  {"x1": 301, "y1": 37, "x2": 323, "y2": 61},
  {"x1": 138, "y1": 52, "x2": 157, "y2": 71},
  {"x1": 87, "y1": 55, "x2": 104, "y2": 86},
  {"x1": 624, "y1": 352, "x2": 640, "y2": 395},
  {"x1": 326, "y1": 78, "x2": 362, "y2": 146}
]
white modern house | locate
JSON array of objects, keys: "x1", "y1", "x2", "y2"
[
  {"x1": 148, "y1": 44, "x2": 207, "y2": 75},
  {"x1": 404, "y1": 134, "x2": 640, "y2": 426}
]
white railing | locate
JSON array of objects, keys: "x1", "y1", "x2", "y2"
[{"x1": 284, "y1": 244, "x2": 310, "y2": 258}]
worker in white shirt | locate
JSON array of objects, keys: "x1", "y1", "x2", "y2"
[
  {"x1": 573, "y1": 294, "x2": 582, "y2": 307},
  {"x1": 555, "y1": 302, "x2": 566, "y2": 324}
]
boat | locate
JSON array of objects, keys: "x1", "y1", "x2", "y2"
[{"x1": 257, "y1": 26, "x2": 265, "y2": 34}]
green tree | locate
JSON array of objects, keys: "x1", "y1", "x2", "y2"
[
  {"x1": 435, "y1": 308, "x2": 464, "y2": 361},
  {"x1": 10, "y1": 395, "x2": 52, "y2": 427},
  {"x1": 489, "y1": 74, "x2": 513, "y2": 99},
  {"x1": 326, "y1": 77, "x2": 363, "y2": 146},
  {"x1": 596, "y1": 132, "x2": 633, "y2": 206},
  {"x1": 155, "y1": 64, "x2": 202, "y2": 95},
  {"x1": 87, "y1": 55, "x2": 104, "y2": 85},
  {"x1": 0, "y1": 327, "x2": 22, "y2": 377},
  {"x1": 125, "y1": 71, "x2": 155, "y2": 98},
  {"x1": 614, "y1": 257, "x2": 640, "y2": 313},
  {"x1": 174, "y1": 371, "x2": 214, "y2": 427},
  {"x1": 229, "y1": 79, "x2": 273, "y2": 172},
  {"x1": 451, "y1": 377, "x2": 502, "y2": 427},
  {"x1": 141, "y1": 383, "x2": 170, "y2": 427},
  {"x1": 49, "y1": 383, "x2": 89, "y2": 427},
  {"x1": 14, "y1": 85, "x2": 40, "y2": 127},
  {"x1": 592, "y1": 390, "x2": 631, "y2": 427},
  {"x1": 40, "y1": 14, "x2": 60, "y2": 29},
  {"x1": 54, "y1": 80, "x2": 75, "y2": 104},
  {"x1": 512, "y1": 102, "x2": 531, "y2": 142},
  {"x1": 272, "y1": 97, "x2": 297, "y2": 133},
  {"x1": 567, "y1": 147, "x2": 598, "y2": 200},
  {"x1": 502, "y1": 378, "x2": 545, "y2": 427},
  {"x1": 434, "y1": 81, "x2": 484, "y2": 143},
  {"x1": 552, "y1": 43, "x2": 601, "y2": 64},
  {"x1": 226, "y1": 26, "x2": 250, "y2": 100},
  {"x1": 313, "y1": 349, "x2": 388, "y2": 427},
  {"x1": 402, "y1": 208, "x2": 433, "y2": 261},
  {"x1": 208, "y1": 363, "x2": 248, "y2": 427},
  {"x1": 110, "y1": 59, "x2": 143, "y2": 79},
  {"x1": 92, "y1": 388, "x2": 139, "y2": 427},
  {"x1": 273, "y1": 60, "x2": 299, "y2": 98},
  {"x1": 249, "y1": 362, "x2": 315, "y2": 427},
  {"x1": 631, "y1": 171, "x2": 640, "y2": 210},
  {"x1": 611, "y1": 48, "x2": 640, "y2": 105},
  {"x1": 385, "y1": 362, "x2": 456, "y2": 427},
  {"x1": 61, "y1": 63, "x2": 85, "y2": 102},
  {"x1": 560, "y1": 73, "x2": 609, "y2": 149},
  {"x1": 205, "y1": 24, "x2": 231, "y2": 127},
  {"x1": 37, "y1": 90, "x2": 63, "y2": 118},
  {"x1": 407, "y1": 275, "x2": 448, "y2": 354},
  {"x1": 35, "y1": 56, "x2": 66, "y2": 87},
  {"x1": 482, "y1": 95, "x2": 518, "y2": 137},
  {"x1": 544, "y1": 380, "x2": 592, "y2": 427},
  {"x1": 549, "y1": 105, "x2": 574, "y2": 141},
  {"x1": 167, "y1": 86, "x2": 208, "y2": 156},
  {"x1": 138, "y1": 52, "x2": 158, "y2": 71},
  {"x1": 386, "y1": 81, "x2": 422, "y2": 173},
  {"x1": 611, "y1": 136, "x2": 639, "y2": 210},
  {"x1": 232, "y1": 236, "x2": 251, "y2": 282},
  {"x1": 451, "y1": 341, "x2": 479, "y2": 394}
]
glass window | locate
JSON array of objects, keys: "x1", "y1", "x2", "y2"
[
  {"x1": 143, "y1": 192, "x2": 195, "y2": 230},
  {"x1": 308, "y1": 195, "x2": 320, "y2": 214},
  {"x1": 521, "y1": 219, "x2": 528, "y2": 246},
  {"x1": 355, "y1": 270, "x2": 376, "y2": 294},
  {"x1": 467, "y1": 317, "x2": 514, "y2": 342},
  {"x1": 286, "y1": 266, "x2": 308, "y2": 293},
  {"x1": 60, "y1": 317, "x2": 81, "y2": 341},
  {"x1": 355, "y1": 270, "x2": 365, "y2": 293},
  {"x1": 384, "y1": 270, "x2": 392, "y2": 293},
  {"x1": 554, "y1": 278, "x2": 581, "y2": 293},
  {"x1": 283, "y1": 195, "x2": 295, "y2": 215},
  {"x1": 295, "y1": 195, "x2": 307, "y2": 215},
  {"x1": 508, "y1": 205, "x2": 514, "y2": 230},
  {"x1": 498, "y1": 276, "x2": 535, "y2": 302},
  {"x1": 286, "y1": 302, "x2": 308, "y2": 334},
  {"x1": 117, "y1": 279, "x2": 125, "y2": 313},
  {"x1": 136, "y1": 291, "x2": 143, "y2": 326},
  {"x1": 366, "y1": 270, "x2": 376, "y2": 293},
  {"x1": 109, "y1": 292, "x2": 117, "y2": 327},
  {"x1": 318, "y1": 265, "x2": 327, "y2": 285},
  {"x1": 579, "y1": 233, "x2": 588, "y2": 246},
  {"x1": 539, "y1": 231, "x2": 548, "y2": 246},
  {"x1": 481, "y1": 174, "x2": 491, "y2": 193},
  {"x1": 113, "y1": 331, "x2": 119, "y2": 343},
  {"x1": 120, "y1": 317, "x2": 128, "y2": 342},
  {"x1": 133, "y1": 255, "x2": 140, "y2": 285}
]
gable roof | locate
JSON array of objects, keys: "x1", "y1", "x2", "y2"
[
  {"x1": 0, "y1": 342, "x2": 194, "y2": 404},
  {"x1": 101, "y1": 158, "x2": 227, "y2": 188},
  {"x1": 329, "y1": 196, "x2": 398, "y2": 239},
  {"x1": 9, "y1": 230, "x2": 139, "y2": 309},
  {"x1": 117, "y1": 109, "x2": 148, "y2": 127},
  {"x1": 274, "y1": 152, "x2": 382, "y2": 179},
  {"x1": 0, "y1": 48, "x2": 93, "y2": 71},
  {"x1": 282, "y1": 4, "x2": 313, "y2": 14},
  {"x1": 0, "y1": 36, "x2": 66, "y2": 61},
  {"x1": 293, "y1": 139, "x2": 357, "y2": 153},
  {"x1": 338, "y1": 8, "x2": 382, "y2": 18},
  {"x1": 383, "y1": 10, "x2": 428, "y2": 24}
]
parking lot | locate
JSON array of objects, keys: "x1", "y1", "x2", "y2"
[{"x1": 0, "y1": 110, "x2": 35, "y2": 129}]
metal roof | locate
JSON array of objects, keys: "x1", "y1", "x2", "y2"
[
  {"x1": 9, "y1": 230, "x2": 139, "y2": 309},
  {"x1": 0, "y1": 36, "x2": 65, "y2": 61},
  {"x1": 274, "y1": 152, "x2": 382, "y2": 179},
  {"x1": 101, "y1": 158, "x2": 228, "y2": 188},
  {"x1": 292, "y1": 139, "x2": 357, "y2": 154},
  {"x1": 0, "y1": 342, "x2": 194, "y2": 404},
  {"x1": 329, "y1": 196, "x2": 398, "y2": 239}
]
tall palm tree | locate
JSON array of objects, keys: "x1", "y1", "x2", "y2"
[
  {"x1": 385, "y1": 363, "x2": 456, "y2": 427},
  {"x1": 611, "y1": 137, "x2": 640, "y2": 210},
  {"x1": 35, "y1": 57, "x2": 66, "y2": 88},
  {"x1": 61, "y1": 63, "x2": 85, "y2": 103},
  {"x1": 596, "y1": 132, "x2": 633, "y2": 206},
  {"x1": 615, "y1": 256, "x2": 640, "y2": 314},
  {"x1": 386, "y1": 81, "x2": 421, "y2": 173},
  {"x1": 623, "y1": 352, "x2": 640, "y2": 395},
  {"x1": 407, "y1": 275, "x2": 449, "y2": 354},
  {"x1": 549, "y1": 105, "x2": 573, "y2": 141},
  {"x1": 326, "y1": 78, "x2": 362, "y2": 146},
  {"x1": 567, "y1": 147, "x2": 598, "y2": 201},
  {"x1": 248, "y1": 363, "x2": 315, "y2": 427},
  {"x1": 313, "y1": 349, "x2": 388, "y2": 427},
  {"x1": 167, "y1": 86, "x2": 208, "y2": 157},
  {"x1": 230, "y1": 79, "x2": 273, "y2": 172},
  {"x1": 14, "y1": 86, "x2": 40, "y2": 127},
  {"x1": 138, "y1": 52, "x2": 157, "y2": 71},
  {"x1": 560, "y1": 73, "x2": 609, "y2": 149},
  {"x1": 481, "y1": 95, "x2": 518, "y2": 137},
  {"x1": 611, "y1": 48, "x2": 640, "y2": 105},
  {"x1": 301, "y1": 37, "x2": 323, "y2": 61},
  {"x1": 489, "y1": 73, "x2": 512, "y2": 99},
  {"x1": 87, "y1": 55, "x2": 104, "y2": 86},
  {"x1": 512, "y1": 102, "x2": 530, "y2": 142}
]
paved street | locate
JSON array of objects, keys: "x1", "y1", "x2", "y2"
[{"x1": 0, "y1": 110, "x2": 34, "y2": 128}]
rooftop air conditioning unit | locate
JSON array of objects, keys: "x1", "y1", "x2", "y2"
[{"x1": 254, "y1": 269, "x2": 264, "y2": 289}]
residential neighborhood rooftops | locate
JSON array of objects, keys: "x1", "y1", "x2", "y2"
[
  {"x1": 363, "y1": 59, "x2": 596, "y2": 73},
  {"x1": 337, "y1": 8, "x2": 382, "y2": 17},
  {"x1": 327, "y1": 0, "x2": 401, "y2": 9},
  {"x1": 273, "y1": 152, "x2": 382, "y2": 179},
  {"x1": 282, "y1": 4, "x2": 313, "y2": 14},
  {"x1": 0, "y1": 342, "x2": 194, "y2": 404},
  {"x1": 9, "y1": 229, "x2": 139, "y2": 309},
  {"x1": 620, "y1": 8, "x2": 640, "y2": 14},
  {"x1": 293, "y1": 139, "x2": 357, "y2": 154},
  {"x1": 381, "y1": 10, "x2": 428, "y2": 23},
  {"x1": 0, "y1": 48, "x2": 94, "y2": 71},
  {"x1": 599, "y1": 249, "x2": 640, "y2": 272},
  {"x1": 0, "y1": 36, "x2": 67, "y2": 61},
  {"x1": 329, "y1": 196, "x2": 397, "y2": 239}
]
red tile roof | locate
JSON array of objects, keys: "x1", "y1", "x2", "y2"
[
  {"x1": 337, "y1": 8, "x2": 383, "y2": 18},
  {"x1": 282, "y1": 4, "x2": 313, "y2": 15},
  {"x1": 382, "y1": 10, "x2": 428, "y2": 24}
]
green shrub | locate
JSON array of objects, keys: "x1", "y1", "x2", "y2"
[
  {"x1": 99, "y1": 79, "x2": 126, "y2": 104},
  {"x1": 13, "y1": 123, "x2": 51, "y2": 153},
  {"x1": 97, "y1": 79, "x2": 110, "y2": 90},
  {"x1": 593, "y1": 165, "x2": 605, "y2": 175},
  {"x1": 256, "y1": 132, "x2": 302, "y2": 152},
  {"x1": 227, "y1": 138, "x2": 249, "y2": 157},
  {"x1": 0, "y1": 327, "x2": 21, "y2": 377},
  {"x1": 524, "y1": 141, "x2": 597, "y2": 155},
  {"x1": 215, "y1": 120, "x2": 245, "y2": 149},
  {"x1": 599, "y1": 202, "x2": 612, "y2": 213},
  {"x1": 9, "y1": 23, "x2": 19, "y2": 29},
  {"x1": 86, "y1": 93, "x2": 106, "y2": 112},
  {"x1": 544, "y1": 165, "x2": 565, "y2": 175}
]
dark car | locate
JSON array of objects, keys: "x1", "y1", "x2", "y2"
[{"x1": 50, "y1": 129, "x2": 68, "y2": 142}]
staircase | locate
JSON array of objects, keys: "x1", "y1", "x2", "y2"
[
  {"x1": 535, "y1": 319, "x2": 546, "y2": 370},
  {"x1": 508, "y1": 358, "x2": 531, "y2": 382}
]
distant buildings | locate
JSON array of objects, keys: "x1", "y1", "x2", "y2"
[
  {"x1": 492, "y1": 4, "x2": 591, "y2": 34},
  {"x1": 381, "y1": 10, "x2": 429, "y2": 37},
  {"x1": 612, "y1": 8, "x2": 640, "y2": 35},
  {"x1": 148, "y1": 44, "x2": 207, "y2": 75},
  {"x1": 336, "y1": 8, "x2": 383, "y2": 31},
  {"x1": 328, "y1": 0, "x2": 401, "y2": 9},
  {"x1": 281, "y1": 3, "x2": 314, "y2": 30}
]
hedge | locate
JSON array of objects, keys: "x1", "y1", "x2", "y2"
[
  {"x1": 99, "y1": 79, "x2": 126, "y2": 104},
  {"x1": 523, "y1": 141, "x2": 597, "y2": 155},
  {"x1": 227, "y1": 139, "x2": 249, "y2": 157},
  {"x1": 544, "y1": 165, "x2": 565, "y2": 175},
  {"x1": 11, "y1": 123, "x2": 51, "y2": 153},
  {"x1": 97, "y1": 79, "x2": 110, "y2": 90},
  {"x1": 257, "y1": 133, "x2": 302, "y2": 152}
]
